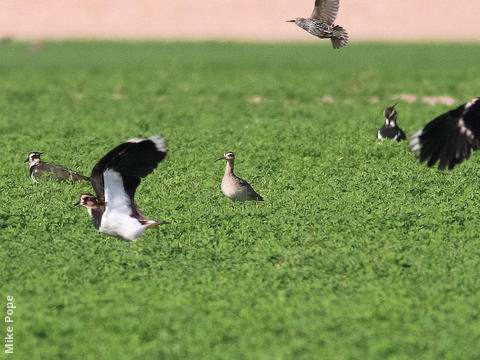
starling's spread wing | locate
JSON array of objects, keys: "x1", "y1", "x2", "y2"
[
  {"x1": 409, "y1": 98, "x2": 480, "y2": 170},
  {"x1": 311, "y1": 0, "x2": 339, "y2": 25},
  {"x1": 90, "y1": 135, "x2": 168, "y2": 203}
]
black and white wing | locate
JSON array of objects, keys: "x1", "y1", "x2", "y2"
[
  {"x1": 409, "y1": 98, "x2": 480, "y2": 170},
  {"x1": 90, "y1": 135, "x2": 168, "y2": 208},
  {"x1": 311, "y1": 0, "x2": 339, "y2": 25}
]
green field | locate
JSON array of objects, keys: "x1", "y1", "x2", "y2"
[{"x1": 1, "y1": 41, "x2": 480, "y2": 359}]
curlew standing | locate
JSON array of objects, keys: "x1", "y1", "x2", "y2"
[{"x1": 216, "y1": 152, "x2": 263, "y2": 212}]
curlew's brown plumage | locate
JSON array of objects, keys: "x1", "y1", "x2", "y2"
[{"x1": 216, "y1": 152, "x2": 263, "y2": 212}]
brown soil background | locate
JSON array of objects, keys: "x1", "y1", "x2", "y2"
[{"x1": 2, "y1": 0, "x2": 480, "y2": 40}]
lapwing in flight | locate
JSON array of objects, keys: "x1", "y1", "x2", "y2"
[
  {"x1": 410, "y1": 97, "x2": 480, "y2": 170},
  {"x1": 75, "y1": 135, "x2": 168, "y2": 241}
]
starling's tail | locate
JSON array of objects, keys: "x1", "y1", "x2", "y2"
[{"x1": 331, "y1": 25, "x2": 349, "y2": 49}]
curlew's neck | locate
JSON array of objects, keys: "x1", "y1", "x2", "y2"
[{"x1": 224, "y1": 160, "x2": 234, "y2": 176}]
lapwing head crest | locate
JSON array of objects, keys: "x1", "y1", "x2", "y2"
[{"x1": 383, "y1": 105, "x2": 398, "y2": 125}]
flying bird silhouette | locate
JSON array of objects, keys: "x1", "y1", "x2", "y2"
[
  {"x1": 410, "y1": 97, "x2": 480, "y2": 170},
  {"x1": 287, "y1": 0, "x2": 349, "y2": 49}
]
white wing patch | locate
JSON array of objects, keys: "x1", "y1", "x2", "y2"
[
  {"x1": 103, "y1": 169, "x2": 131, "y2": 211},
  {"x1": 409, "y1": 129, "x2": 423, "y2": 152},
  {"x1": 148, "y1": 135, "x2": 167, "y2": 152},
  {"x1": 127, "y1": 135, "x2": 167, "y2": 152},
  {"x1": 127, "y1": 137, "x2": 145, "y2": 143},
  {"x1": 100, "y1": 169, "x2": 145, "y2": 240}
]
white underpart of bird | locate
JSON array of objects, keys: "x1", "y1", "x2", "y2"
[
  {"x1": 99, "y1": 169, "x2": 146, "y2": 241},
  {"x1": 221, "y1": 172, "x2": 251, "y2": 202}
]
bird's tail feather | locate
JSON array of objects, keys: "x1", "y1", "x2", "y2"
[
  {"x1": 142, "y1": 220, "x2": 169, "y2": 228},
  {"x1": 331, "y1": 26, "x2": 349, "y2": 49},
  {"x1": 70, "y1": 171, "x2": 90, "y2": 183}
]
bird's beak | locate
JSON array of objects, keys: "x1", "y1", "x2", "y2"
[
  {"x1": 286, "y1": 19, "x2": 296, "y2": 23},
  {"x1": 215, "y1": 156, "x2": 225, "y2": 162},
  {"x1": 24, "y1": 158, "x2": 29, "y2": 163},
  {"x1": 73, "y1": 201, "x2": 81, "y2": 206}
]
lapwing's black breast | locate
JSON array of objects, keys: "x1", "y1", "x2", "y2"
[
  {"x1": 91, "y1": 208, "x2": 104, "y2": 230},
  {"x1": 29, "y1": 165, "x2": 37, "y2": 179},
  {"x1": 396, "y1": 128, "x2": 406, "y2": 141},
  {"x1": 378, "y1": 126, "x2": 397, "y2": 139}
]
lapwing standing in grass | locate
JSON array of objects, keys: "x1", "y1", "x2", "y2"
[
  {"x1": 25, "y1": 152, "x2": 89, "y2": 183},
  {"x1": 377, "y1": 105, "x2": 406, "y2": 141},
  {"x1": 75, "y1": 135, "x2": 168, "y2": 241},
  {"x1": 409, "y1": 97, "x2": 480, "y2": 170},
  {"x1": 287, "y1": 0, "x2": 349, "y2": 49},
  {"x1": 216, "y1": 152, "x2": 263, "y2": 212}
]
